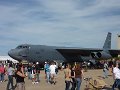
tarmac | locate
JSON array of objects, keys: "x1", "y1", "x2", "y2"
[{"x1": 0, "y1": 68, "x2": 114, "y2": 90}]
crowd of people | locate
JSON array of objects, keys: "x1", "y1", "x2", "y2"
[
  {"x1": 0, "y1": 61, "x2": 59, "y2": 90},
  {"x1": 63, "y1": 60, "x2": 120, "y2": 90},
  {"x1": 0, "y1": 59, "x2": 120, "y2": 90}
]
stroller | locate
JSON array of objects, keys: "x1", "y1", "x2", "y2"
[{"x1": 84, "y1": 77, "x2": 107, "y2": 90}]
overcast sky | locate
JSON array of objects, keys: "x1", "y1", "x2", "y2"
[{"x1": 0, "y1": 0, "x2": 120, "y2": 55}]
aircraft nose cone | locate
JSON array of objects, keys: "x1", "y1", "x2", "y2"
[
  {"x1": 8, "y1": 49, "x2": 16, "y2": 58},
  {"x1": 8, "y1": 49, "x2": 21, "y2": 60},
  {"x1": 8, "y1": 49, "x2": 27, "y2": 61}
]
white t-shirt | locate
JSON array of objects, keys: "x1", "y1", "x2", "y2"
[
  {"x1": 7, "y1": 67, "x2": 14, "y2": 75},
  {"x1": 49, "y1": 65, "x2": 56, "y2": 74},
  {"x1": 113, "y1": 67, "x2": 120, "y2": 79}
]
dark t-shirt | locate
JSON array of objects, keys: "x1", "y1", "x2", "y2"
[
  {"x1": 27, "y1": 66, "x2": 32, "y2": 72},
  {"x1": 31, "y1": 66, "x2": 36, "y2": 74},
  {"x1": 71, "y1": 70, "x2": 75, "y2": 76},
  {"x1": 16, "y1": 71, "x2": 24, "y2": 83},
  {"x1": 36, "y1": 65, "x2": 40, "y2": 73}
]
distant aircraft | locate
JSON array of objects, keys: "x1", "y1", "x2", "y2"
[{"x1": 8, "y1": 32, "x2": 120, "y2": 63}]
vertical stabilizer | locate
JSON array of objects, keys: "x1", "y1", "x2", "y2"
[{"x1": 103, "y1": 32, "x2": 111, "y2": 50}]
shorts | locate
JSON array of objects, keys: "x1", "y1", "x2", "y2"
[
  {"x1": 31, "y1": 74, "x2": 35, "y2": 78},
  {"x1": 50, "y1": 73, "x2": 56, "y2": 78}
]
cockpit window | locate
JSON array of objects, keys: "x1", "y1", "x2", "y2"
[
  {"x1": 16, "y1": 46, "x2": 22, "y2": 49},
  {"x1": 16, "y1": 45, "x2": 30, "y2": 49}
]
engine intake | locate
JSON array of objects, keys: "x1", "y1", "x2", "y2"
[
  {"x1": 91, "y1": 52, "x2": 96, "y2": 58},
  {"x1": 91, "y1": 51, "x2": 112, "y2": 59},
  {"x1": 96, "y1": 51, "x2": 112, "y2": 59}
]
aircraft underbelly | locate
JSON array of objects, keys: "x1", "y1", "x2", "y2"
[{"x1": 27, "y1": 48, "x2": 65, "y2": 62}]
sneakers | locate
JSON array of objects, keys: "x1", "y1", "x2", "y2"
[
  {"x1": 35, "y1": 82, "x2": 39, "y2": 84},
  {"x1": 32, "y1": 82, "x2": 36, "y2": 84},
  {"x1": 47, "y1": 82, "x2": 50, "y2": 84},
  {"x1": 32, "y1": 81, "x2": 39, "y2": 84}
]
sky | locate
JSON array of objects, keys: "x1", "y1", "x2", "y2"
[{"x1": 0, "y1": 0, "x2": 120, "y2": 55}]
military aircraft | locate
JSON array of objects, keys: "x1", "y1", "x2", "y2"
[{"x1": 8, "y1": 32, "x2": 120, "y2": 63}]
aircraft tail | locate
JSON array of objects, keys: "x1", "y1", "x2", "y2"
[{"x1": 103, "y1": 32, "x2": 111, "y2": 50}]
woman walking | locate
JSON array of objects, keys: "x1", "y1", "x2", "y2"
[
  {"x1": 6, "y1": 64, "x2": 15, "y2": 90},
  {"x1": 15, "y1": 64, "x2": 26, "y2": 90},
  {"x1": 64, "y1": 64, "x2": 71, "y2": 90},
  {"x1": 74, "y1": 63, "x2": 83, "y2": 90}
]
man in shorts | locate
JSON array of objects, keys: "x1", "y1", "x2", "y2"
[{"x1": 49, "y1": 62, "x2": 57, "y2": 84}]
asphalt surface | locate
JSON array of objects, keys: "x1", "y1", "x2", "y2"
[{"x1": 0, "y1": 68, "x2": 114, "y2": 90}]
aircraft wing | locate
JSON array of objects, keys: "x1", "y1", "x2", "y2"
[
  {"x1": 56, "y1": 48, "x2": 102, "y2": 56},
  {"x1": 56, "y1": 48, "x2": 120, "y2": 61},
  {"x1": 56, "y1": 47, "x2": 120, "y2": 56},
  {"x1": 109, "y1": 49, "x2": 120, "y2": 55}
]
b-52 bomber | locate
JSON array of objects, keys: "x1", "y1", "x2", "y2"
[{"x1": 8, "y1": 32, "x2": 120, "y2": 63}]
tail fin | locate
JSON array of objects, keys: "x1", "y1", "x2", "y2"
[{"x1": 103, "y1": 32, "x2": 111, "y2": 50}]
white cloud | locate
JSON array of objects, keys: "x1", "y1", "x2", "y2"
[{"x1": 0, "y1": 0, "x2": 120, "y2": 55}]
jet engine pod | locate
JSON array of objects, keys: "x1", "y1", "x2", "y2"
[
  {"x1": 91, "y1": 52, "x2": 98, "y2": 58},
  {"x1": 96, "y1": 51, "x2": 112, "y2": 59}
]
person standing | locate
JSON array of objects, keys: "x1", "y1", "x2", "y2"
[
  {"x1": 15, "y1": 64, "x2": 26, "y2": 90},
  {"x1": 112, "y1": 62, "x2": 120, "y2": 90},
  {"x1": 35, "y1": 62, "x2": 40, "y2": 83},
  {"x1": 6, "y1": 64, "x2": 15, "y2": 90},
  {"x1": 44, "y1": 62, "x2": 50, "y2": 83},
  {"x1": 27, "y1": 63, "x2": 32, "y2": 80},
  {"x1": 103, "y1": 61, "x2": 109, "y2": 78},
  {"x1": 74, "y1": 63, "x2": 83, "y2": 90},
  {"x1": 71, "y1": 65, "x2": 76, "y2": 90},
  {"x1": 64, "y1": 64, "x2": 71, "y2": 90},
  {"x1": 44, "y1": 62, "x2": 49, "y2": 79},
  {"x1": 49, "y1": 62, "x2": 57, "y2": 84},
  {"x1": 0, "y1": 63, "x2": 5, "y2": 82},
  {"x1": 31, "y1": 63, "x2": 36, "y2": 84}
]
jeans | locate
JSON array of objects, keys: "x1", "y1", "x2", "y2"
[
  {"x1": 112, "y1": 79, "x2": 120, "y2": 90},
  {"x1": 71, "y1": 78, "x2": 76, "y2": 90},
  {"x1": 36, "y1": 73, "x2": 40, "y2": 82},
  {"x1": 46, "y1": 72, "x2": 50, "y2": 82},
  {"x1": 65, "y1": 81, "x2": 71, "y2": 90},
  {"x1": 0, "y1": 73, "x2": 4, "y2": 82},
  {"x1": 76, "y1": 78, "x2": 82, "y2": 90},
  {"x1": 6, "y1": 75, "x2": 14, "y2": 90},
  {"x1": 27, "y1": 72, "x2": 31, "y2": 80}
]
